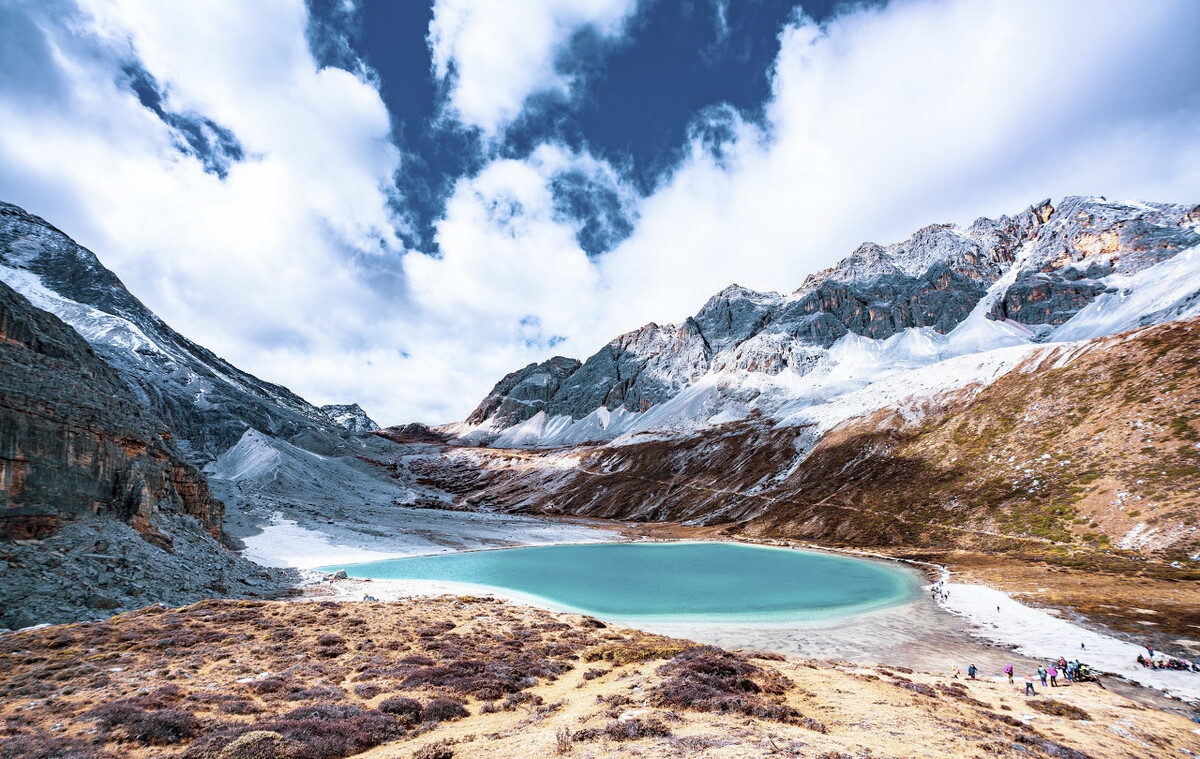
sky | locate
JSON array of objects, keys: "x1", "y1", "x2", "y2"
[{"x1": 1, "y1": 0, "x2": 1198, "y2": 427}]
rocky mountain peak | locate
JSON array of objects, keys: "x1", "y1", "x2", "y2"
[
  {"x1": 458, "y1": 195, "x2": 1200, "y2": 447},
  {"x1": 0, "y1": 202, "x2": 357, "y2": 463},
  {"x1": 320, "y1": 403, "x2": 381, "y2": 433}
]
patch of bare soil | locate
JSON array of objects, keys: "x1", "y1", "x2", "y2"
[{"x1": 2, "y1": 597, "x2": 1199, "y2": 759}]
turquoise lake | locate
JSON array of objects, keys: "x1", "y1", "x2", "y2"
[{"x1": 327, "y1": 542, "x2": 920, "y2": 622}]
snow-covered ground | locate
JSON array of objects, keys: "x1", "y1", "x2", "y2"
[
  {"x1": 941, "y1": 582, "x2": 1200, "y2": 704},
  {"x1": 241, "y1": 510, "x2": 613, "y2": 570}
]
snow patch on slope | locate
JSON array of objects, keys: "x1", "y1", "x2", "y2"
[
  {"x1": 462, "y1": 237, "x2": 1200, "y2": 450},
  {"x1": 1052, "y1": 247, "x2": 1200, "y2": 342},
  {"x1": 0, "y1": 265, "x2": 163, "y2": 357}
]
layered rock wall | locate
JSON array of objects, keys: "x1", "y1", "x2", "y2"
[{"x1": 0, "y1": 280, "x2": 219, "y2": 540}]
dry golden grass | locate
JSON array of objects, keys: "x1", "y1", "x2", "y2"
[{"x1": 2, "y1": 596, "x2": 1198, "y2": 759}]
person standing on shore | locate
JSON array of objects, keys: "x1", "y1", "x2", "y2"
[
  {"x1": 1048, "y1": 665, "x2": 1058, "y2": 687},
  {"x1": 967, "y1": 664, "x2": 977, "y2": 679},
  {"x1": 1024, "y1": 673, "x2": 1036, "y2": 696},
  {"x1": 1037, "y1": 665, "x2": 1048, "y2": 687},
  {"x1": 1004, "y1": 664, "x2": 1014, "y2": 685}
]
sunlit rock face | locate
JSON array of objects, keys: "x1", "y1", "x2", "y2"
[
  {"x1": 0, "y1": 279, "x2": 219, "y2": 541},
  {"x1": 458, "y1": 196, "x2": 1200, "y2": 446}
]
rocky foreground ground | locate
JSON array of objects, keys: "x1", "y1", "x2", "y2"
[{"x1": 3, "y1": 595, "x2": 1199, "y2": 759}]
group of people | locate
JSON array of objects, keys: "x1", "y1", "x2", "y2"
[
  {"x1": 953, "y1": 659, "x2": 1093, "y2": 696},
  {"x1": 1138, "y1": 646, "x2": 1199, "y2": 671}
]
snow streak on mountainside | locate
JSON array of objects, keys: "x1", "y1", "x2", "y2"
[
  {"x1": 453, "y1": 197, "x2": 1200, "y2": 448},
  {"x1": 0, "y1": 202, "x2": 354, "y2": 464}
]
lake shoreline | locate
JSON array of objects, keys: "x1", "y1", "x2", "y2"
[{"x1": 279, "y1": 516, "x2": 1200, "y2": 711}]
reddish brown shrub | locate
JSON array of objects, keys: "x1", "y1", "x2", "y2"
[
  {"x1": 651, "y1": 647, "x2": 799, "y2": 723},
  {"x1": 0, "y1": 731, "x2": 117, "y2": 759},
  {"x1": 378, "y1": 696, "x2": 422, "y2": 724},
  {"x1": 353, "y1": 684, "x2": 382, "y2": 699},
  {"x1": 231, "y1": 704, "x2": 406, "y2": 759},
  {"x1": 420, "y1": 697, "x2": 468, "y2": 723},
  {"x1": 412, "y1": 741, "x2": 455, "y2": 759},
  {"x1": 573, "y1": 718, "x2": 671, "y2": 743},
  {"x1": 86, "y1": 700, "x2": 201, "y2": 745}
]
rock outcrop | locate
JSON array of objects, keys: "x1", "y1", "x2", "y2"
[
  {"x1": 320, "y1": 403, "x2": 381, "y2": 433},
  {"x1": 0, "y1": 202, "x2": 356, "y2": 464},
  {"x1": 0, "y1": 254, "x2": 302, "y2": 631},
  {"x1": 0, "y1": 279, "x2": 219, "y2": 541}
]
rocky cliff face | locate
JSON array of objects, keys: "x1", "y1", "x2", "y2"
[
  {"x1": 458, "y1": 196, "x2": 1200, "y2": 443},
  {"x1": 0, "y1": 279, "x2": 218, "y2": 541},
  {"x1": 0, "y1": 202, "x2": 434, "y2": 628},
  {"x1": 0, "y1": 202, "x2": 354, "y2": 464},
  {"x1": 0, "y1": 279, "x2": 295, "y2": 630}
]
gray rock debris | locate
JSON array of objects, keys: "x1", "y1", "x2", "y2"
[{"x1": 0, "y1": 514, "x2": 297, "y2": 631}]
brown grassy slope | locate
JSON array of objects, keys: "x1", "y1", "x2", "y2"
[
  {"x1": 2, "y1": 597, "x2": 1197, "y2": 759},
  {"x1": 428, "y1": 317, "x2": 1200, "y2": 561},
  {"x1": 407, "y1": 319, "x2": 1200, "y2": 643},
  {"x1": 753, "y1": 316, "x2": 1200, "y2": 557}
]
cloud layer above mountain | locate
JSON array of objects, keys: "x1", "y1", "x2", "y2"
[{"x1": 1, "y1": 0, "x2": 1198, "y2": 425}]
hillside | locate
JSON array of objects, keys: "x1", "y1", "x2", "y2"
[
  {"x1": 2, "y1": 595, "x2": 1195, "y2": 759},
  {"x1": 410, "y1": 315, "x2": 1200, "y2": 646},
  {"x1": 0, "y1": 201, "x2": 465, "y2": 591},
  {"x1": 420, "y1": 319, "x2": 1200, "y2": 558},
  {"x1": 0, "y1": 279, "x2": 292, "y2": 629}
]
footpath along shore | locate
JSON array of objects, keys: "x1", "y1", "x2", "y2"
[{"x1": 938, "y1": 581, "x2": 1200, "y2": 704}]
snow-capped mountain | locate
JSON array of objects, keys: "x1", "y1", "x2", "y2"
[
  {"x1": 452, "y1": 197, "x2": 1200, "y2": 449},
  {"x1": 0, "y1": 202, "x2": 353, "y2": 463},
  {"x1": 321, "y1": 403, "x2": 381, "y2": 433},
  {"x1": 0, "y1": 201, "x2": 444, "y2": 563}
]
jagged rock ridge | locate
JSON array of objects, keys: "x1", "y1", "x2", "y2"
[
  {"x1": 0, "y1": 202, "x2": 358, "y2": 464},
  {"x1": 458, "y1": 196, "x2": 1200, "y2": 445},
  {"x1": 321, "y1": 403, "x2": 380, "y2": 433}
]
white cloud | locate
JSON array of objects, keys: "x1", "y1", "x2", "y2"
[
  {"x1": 428, "y1": 0, "x2": 637, "y2": 137},
  {"x1": 0, "y1": 0, "x2": 412, "y2": 422},
  {"x1": 592, "y1": 0, "x2": 1200, "y2": 337},
  {"x1": 2, "y1": 0, "x2": 1198, "y2": 430},
  {"x1": 399, "y1": 144, "x2": 619, "y2": 418}
]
